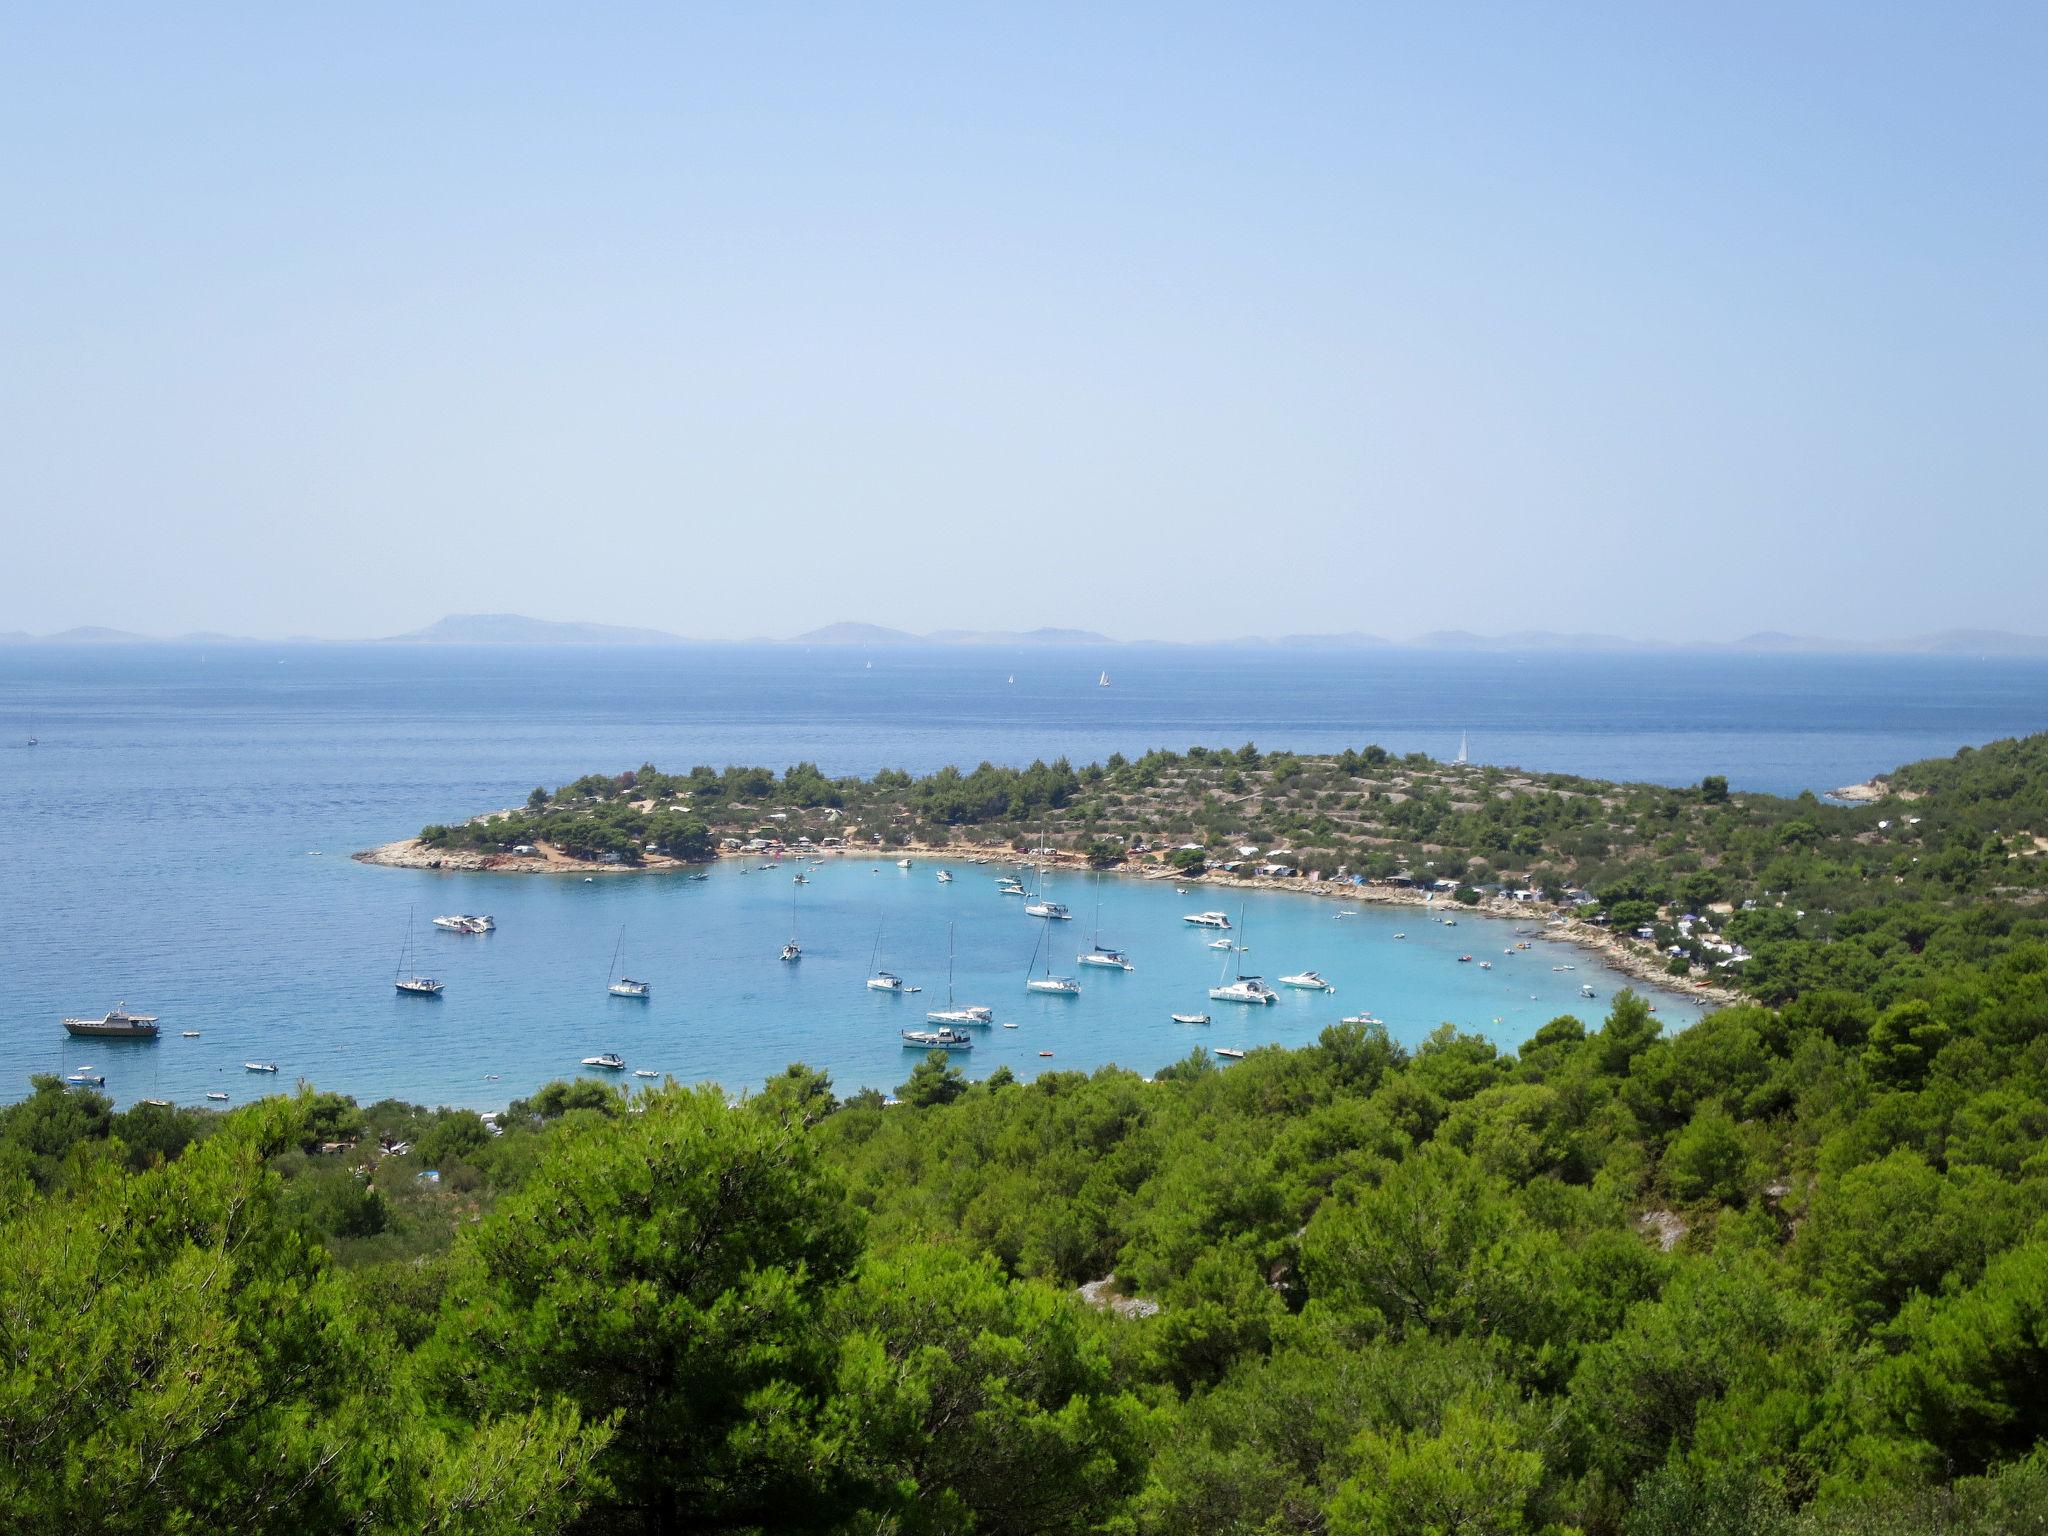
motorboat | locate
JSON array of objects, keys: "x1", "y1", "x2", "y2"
[
  {"x1": 1478, "y1": 961, "x2": 1492, "y2": 970},
  {"x1": 1279, "y1": 971, "x2": 1334, "y2": 991},
  {"x1": 1457, "y1": 955, "x2": 1473, "y2": 964},
  {"x1": 1183, "y1": 911, "x2": 1232, "y2": 929},
  {"x1": 433, "y1": 914, "x2": 493, "y2": 934},
  {"x1": 62, "y1": 1004, "x2": 160, "y2": 1040},
  {"x1": 65, "y1": 1070, "x2": 106, "y2": 1087},
  {"x1": 243, "y1": 1061, "x2": 279, "y2": 1073},
  {"x1": 581, "y1": 1053, "x2": 626, "y2": 1070},
  {"x1": 205, "y1": 1091, "x2": 230, "y2": 1101},
  {"x1": 896, "y1": 858, "x2": 912, "y2": 869},
  {"x1": 633, "y1": 1069, "x2": 659, "y2": 1079},
  {"x1": 1209, "y1": 976, "x2": 1278, "y2": 1005},
  {"x1": 1214, "y1": 1047, "x2": 1246, "y2": 1060},
  {"x1": 1341, "y1": 1013, "x2": 1383, "y2": 1026},
  {"x1": 937, "y1": 870, "x2": 953, "y2": 883},
  {"x1": 1393, "y1": 932, "x2": 1406, "y2": 940},
  {"x1": 1580, "y1": 984, "x2": 1597, "y2": 998},
  {"x1": 901, "y1": 1026, "x2": 973, "y2": 1051},
  {"x1": 1171, "y1": 1012, "x2": 1211, "y2": 1025},
  {"x1": 1207, "y1": 936, "x2": 1235, "y2": 951}
]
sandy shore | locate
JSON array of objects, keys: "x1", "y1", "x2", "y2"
[{"x1": 355, "y1": 836, "x2": 1742, "y2": 1009}]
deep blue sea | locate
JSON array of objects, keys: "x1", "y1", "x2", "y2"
[{"x1": 4, "y1": 643, "x2": 2045, "y2": 1110}]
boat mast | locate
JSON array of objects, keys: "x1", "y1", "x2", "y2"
[{"x1": 608, "y1": 928, "x2": 624, "y2": 987}]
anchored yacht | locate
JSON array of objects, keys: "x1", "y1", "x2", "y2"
[
  {"x1": 1183, "y1": 911, "x2": 1232, "y2": 929},
  {"x1": 1078, "y1": 945, "x2": 1132, "y2": 970},
  {"x1": 901, "y1": 1026, "x2": 974, "y2": 1051},
  {"x1": 62, "y1": 1004, "x2": 160, "y2": 1040},
  {"x1": 927, "y1": 923, "x2": 994, "y2": 1025},
  {"x1": 582, "y1": 1053, "x2": 626, "y2": 1071},
  {"x1": 1279, "y1": 970, "x2": 1334, "y2": 991}
]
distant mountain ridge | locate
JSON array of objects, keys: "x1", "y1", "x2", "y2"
[
  {"x1": 382, "y1": 613, "x2": 690, "y2": 645},
  {"x1": 6, "y1": 613, "x2": 2048, "y2": 654}
]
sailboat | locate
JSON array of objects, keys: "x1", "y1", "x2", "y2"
[
  {"x1": 1025, "y1": 923, "x2": 1080, "y2": 995},
  {"x1": 1098, "y1": 670, "x2": 1110, "y2": 688},
  {"x1": 1454, "y1": 732, "x2": 1469, "y2": 765},
  {"x1": 607, "y1": 929, "x2": 650, "y2": 998},
  {"x1": 1209, "y1": 904, "x2": 1277, "y2": 1005},
  {"x1": 1077, "y1": 875, "x2": 1132, "y2": 969},
  {"x1": 866, "y1": 927, "x2": 915, "y2": 992},
  {"x1": 1024, "y1": 825, "x2": 1071, "y2": 919},
  {"x1": 781, "y1": 883, "x2": 802, "y2": 962},
  {"x1": 394, "y1": 910, "x2": 443, "y2": 995},
  {"x1": 927, "y1": 923, "x2": 994, "y2": 1024}
]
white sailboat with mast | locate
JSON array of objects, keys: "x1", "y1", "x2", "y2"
[
  {"x1": 1077, "y1": 874, "x2": 1132, "y2": 969},
  {"x1": 1025, "y1": 922, "x2": 1080, "y2": 995},
  {"x1": 927, "y1": 923, "x2": 994, "y2": 1024},
  {"x1": 394, "y1": 909, "x2": 442, "y2": 995},
  {"x1": 607, "y1": 929, "x2": 650, "y2": 998},
  {"x1": 1208, "y1": 903, "x2": 1277, "y2": 1005}
]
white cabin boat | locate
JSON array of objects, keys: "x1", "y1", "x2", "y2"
[
  {"x1": 901, "y1": 1026, "x2": 974, "y2": 1051},
  {"x1": 1183, "y1": 911, "x2": 1232, "y2": 929},
  {"x1": 1025, "y1": 900, "x2": 1072, "y2": 920},
  {"x1": 1027, "y1": 976, "x2": 1082, "y2": 995},
  {"x1": 582, "y1": 1053, "x2": 626, "y2": 1070},
  {"x1": 867, "y1": 971, "x2": 908, "y2": 993},
  {"x1": 1078, "y1": 946, "x2": 1132, "y2": 970},
  {"x1": 1171, "y1": 1012, "x2": 1211, "y2": 1025},
  {"x1": 1210, "y1": 977, "x2": 1279, "y2": 1005},
  {"x1": 1280, "y1": 971, "x2": 1334, "y2": 991}
]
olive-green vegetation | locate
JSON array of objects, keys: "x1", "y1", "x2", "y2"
[
  {"x1": 12, "y1": 735, "x2": 2048, "y2": 1530},
  {"x1": 414, "y1": 736, "x2": 2048, "y2": 1008}
]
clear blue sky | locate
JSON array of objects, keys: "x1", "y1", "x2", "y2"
[{"x1": 2, "y1": 4, "x2": 2041, "y2": 641}]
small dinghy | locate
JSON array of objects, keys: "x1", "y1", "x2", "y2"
[{"x1": 1171, "y1": 1012, "x2": 1211, "y2": 1026}]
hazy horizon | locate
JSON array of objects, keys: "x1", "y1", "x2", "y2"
[{"x1": 4, "y1": 6, "x2": 2043, "y2": 641}]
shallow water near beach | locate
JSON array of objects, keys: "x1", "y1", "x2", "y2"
[{"x1": 5, "y1": 642, "x2": 2045, "y2": 1109}]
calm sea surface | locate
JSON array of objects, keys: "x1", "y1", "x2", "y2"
[{"x1": 4, "y1": 643, "x2": 2045, "y2": 1109}]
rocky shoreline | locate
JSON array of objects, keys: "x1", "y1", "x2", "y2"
[{"x1": 354, "y1": 836, "x2": 1742, "y2": 1010}]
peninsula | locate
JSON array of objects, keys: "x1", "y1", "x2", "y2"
[{"x1": 360, "y1": 733, "x2": 2048, "y2": 1009}]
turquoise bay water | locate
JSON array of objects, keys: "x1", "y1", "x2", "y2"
[{"x1": 5, "y1": 643, "x2": 2045, "y2": 1109}]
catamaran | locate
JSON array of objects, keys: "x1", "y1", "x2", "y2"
[
  {"x1": 394, "y1": 911, "x2": 443, "y2": 995},
  {"x1": 1210, "y1": 906, "x2": 1278, "y2": 1004},
  {"x1": 927, "y1": 923, "x2": 994, "y2": 1025},
  {"x1": 606, "y1": 929, "x2": 650, "y2": 998}
]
